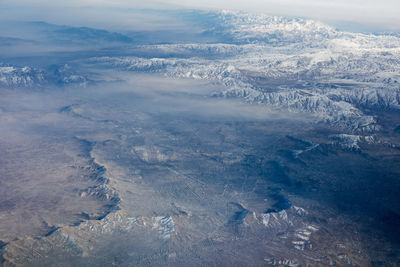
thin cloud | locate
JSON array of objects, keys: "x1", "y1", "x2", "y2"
[{"x1": 1, "y1": 0, "x2": 400, "y2": 31}]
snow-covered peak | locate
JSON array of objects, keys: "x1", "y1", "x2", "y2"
[
  {"x1": 214, "y1": 10, "x2": 339, "y2": 46},
  {"x1": 0, "y1": 64, "x2": 46, "y2": 88}
]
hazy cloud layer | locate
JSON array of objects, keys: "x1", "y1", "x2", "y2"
[{"x1": 1, "y1": 0, "x2": 400, "y2": 32}]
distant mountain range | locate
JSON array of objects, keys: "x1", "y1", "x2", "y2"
[{"x1": 1, "y1": 10, "x2": 400, "y2": 136}]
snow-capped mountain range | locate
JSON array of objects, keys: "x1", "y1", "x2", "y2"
[
  {"x1": 0, "y1": 63, "x2": 89, "y2": 88},
  {"x1": 2, "y1": 10, "x2": 400, "y2": 134},
  {"x1": 0, "y1": 64, "x2": 46, "y2": 88}
]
